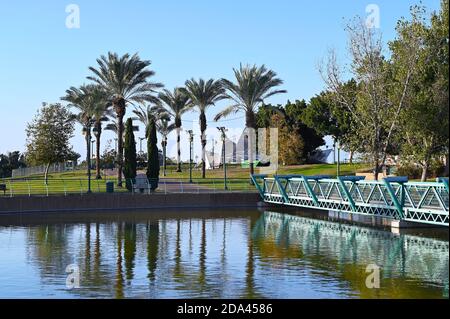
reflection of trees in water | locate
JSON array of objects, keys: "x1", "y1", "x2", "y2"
[
  {"x1": 146, "y1": 220, "x2": 159, "y2": 282},
  {"x1": 25, "y1": 214, "x2": 263, "y2": 298},
  {"x1": 27, "y1": 224, "x2": 73, "y2": 278},
  {"x1": 124, "y1": 223, "x2": 136, "y2": 282},
  {"x1": 115, "y1": 222, "x2": 124, "y2": 299},
  {"x1": 199, "y1": 219, "x2": 206, "y2": 288},
  {"x1": 243, "y1": 218, "x2": 256, "y2": 298},
  {"x1": 253, "y1": 211, "x2": 449, "y2": 298}
]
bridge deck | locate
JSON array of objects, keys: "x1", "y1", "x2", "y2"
[{"x1": 251, "y1": 175, "x2": 449, "y2": 227}]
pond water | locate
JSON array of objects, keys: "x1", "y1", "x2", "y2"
[{"x1": 0, "y1": 209, "x2": 448, "y2": 299}]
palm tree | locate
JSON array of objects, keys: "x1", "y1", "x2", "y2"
[
  {"x1": 133, "y1": 105, "x2": 175, "y2": 176},
  {"x1": 62, "y1": 84, "x2": 108, "y2": 192},
  {"x1": 183, "y1": 79, "x2": 226, "y2": 178},
  {"x1": 157, "y1": 88, "x2": 192, "y2": 172},
  {"x1": 157, "y1": 117, "x2": 176, "y2": 176},
  {"x1": 91, "y1": 96, "x2": 112, "y2": 179},
  {"x1": 105, "y1": 116, "x2": 140, "y2": 137},
  {"x1": 214, "y1": 64, "x2": 286, "y2": 176},
  {"x1": 88, "y1": 52, "x2": 163, "y2": 187}
]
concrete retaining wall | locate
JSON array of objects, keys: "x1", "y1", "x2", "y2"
[{"x1": 0, "y1": 193, "x2": 263, "y2": 214}]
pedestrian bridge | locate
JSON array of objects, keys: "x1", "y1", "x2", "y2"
[{"x1": 251, "y1": 175, "x2": 449, "y2": 227}]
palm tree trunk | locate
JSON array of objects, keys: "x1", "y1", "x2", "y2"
[
  {"x1": 162, "y1": 138, "x2": 167, "y2": 177},
  {"x1": 201, "y1": 136, "x2": 206, "y2": 179},
  {"x1": 200, "y1": 112, "x2": 207, "y2": 179},
  {"x1": 246, "y1": 111, "x2": 257, "y2": 178},
  {"x1": 95, "y1": 123, "x2": 102, "y2": 180},
  {"x1": 176, "y1": 127, "x2": 182, "y2": 172},
  {"x1": 86, "y1": 128, "x2": 92, "y2": 193},
  {"x1": 115, "y1": 99, "x2": 126, "y2": 187}
]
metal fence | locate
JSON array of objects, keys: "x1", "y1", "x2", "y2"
[
  {"x1": 0, "y1": 177, "x2": 257, "y2": 197},
  {"x1": 12, "y1": 162, "x2": 78, "y2": 178}
]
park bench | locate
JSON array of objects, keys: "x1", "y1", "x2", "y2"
[
  {"x1": 133, "y1": 174, "x2": 150, "y2": 193},
  {"x1": 0, "y1": 184, "x2": 6, "y2": 195}
]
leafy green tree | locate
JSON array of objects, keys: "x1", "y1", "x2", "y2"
[
  {"x1": 146, "y1": 115, "x2": 160, "y2": 190},
  {"x1": 270, "y1": 113, "x2": 305, "y2": 165},
  {"x1": 26, "y1": 103, "x2": 75, "y2": 184},
  {"x1": 285, "y1": 100, "x2": 325, "y2": 161},
  {"x1": 322, "y1": 17, "x2": 422, "y2": 179},
  {"x1": 0, "y1": 151, "x2": 27, "y2": 178},
  {"x1": 256, "y1": 103, "x2": 284, "y2": 129},
  {"x1": 215, "y1": 64, "x2": 286, "y2": 176},
  {"x1": 394, "y1": 2, "x2": 449, "y2": 180},
  {"x1": 183, "y1": 79, "x2": 225, "y2": 178},
  {"x1": 88, "y1": 52, "x2": 163, "y2": 187},
  {"x1": 99, "y1": 140, "x2": 116, "y2": 170},
  {"x1": 256, "y1": 101, "x2": 324, "y2": 164},
  {"x1": 123, "y1": 118, "x2": 137, "y2": 191},
  {"x1": 301, "y1": 81, "x2": 360, "y2": 163},
  {"x1": 156, "y1": 88, "x2": 192, "y2": 172}
]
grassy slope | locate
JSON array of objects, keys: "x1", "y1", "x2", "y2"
[{"x1": 1, "y1": 163, "x2": 369, "y2": 195}]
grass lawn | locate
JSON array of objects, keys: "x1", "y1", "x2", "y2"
[{"x1": 0, "y1": 163, "x2": 369, "y2": 196}]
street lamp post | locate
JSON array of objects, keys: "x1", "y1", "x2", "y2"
[
  {"x1": 187, "y1": 130, "x2": 194, "y2": 183},
  {"x1": 91, "y1": 139, "x2": 95, "y2": 170},
  {"x1": 217, "y1": 127, "x2": 228, "y2": 190},
  {"x1": 336, "y1": 140, "x2": 341, "y2": 177},
  {"x1": 211, "y1": 138, "x2": 215, "y2": 170}
]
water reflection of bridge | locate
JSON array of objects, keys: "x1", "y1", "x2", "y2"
[
  {"x1": 252, "y1": 175, "x2": 449, "y2": 227},
  {"x1": 253, "y1": 211, "x2": 449, "y2": 287}
]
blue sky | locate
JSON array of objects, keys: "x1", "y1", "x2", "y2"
[{"x1": 0, "y1": 0, "x2": 441, "y2": 160}]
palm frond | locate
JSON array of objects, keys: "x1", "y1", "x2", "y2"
[{"x1": 215, "y1": 64, "x2": 286, "y2": 123}]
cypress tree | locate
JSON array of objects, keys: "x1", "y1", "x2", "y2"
[
  {"x1": 147, "y1": 114, "x2": 160, "y2": 191},
  {"x1": 123, "y1": 118, "x2": 137, "y2": 191}
]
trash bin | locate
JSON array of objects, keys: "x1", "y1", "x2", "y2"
[{"x1": 106, "y1": 181, "x2": 114, "y2": 193}]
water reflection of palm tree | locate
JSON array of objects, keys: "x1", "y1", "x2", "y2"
[
  {"x1": 115, "y1": 222, "x2": 124, "y2": 299},
  {"x1": 147, "y1": 220, "x2": 159, "y2": 282},
  {"x1": 84, "y1": 223, "x2": 91, "y2": 277},
  {"x1": 124, "y1": 223, "x2": 137, "y2": 282},
  {"x1": 174, "y1": 220, "x2": 183, "y2": 278},
  {"x1": 94, "y1": 223, "x2": 101, "y2": 277},
  {"x1": 198, "y1": 219, "x2": 207, "y2": 289},
  {"x1": 244, "y1": 216, "x2": 263, "y2": 298}
]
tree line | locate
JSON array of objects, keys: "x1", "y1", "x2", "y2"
[
  {"x1": 318, "y1": 1, "x2": 449, "y2": 181},
  {"x1": 24, "y1": 59, "x2": 286, "y2": 189},
  {"x1": 20, "y1": 0, "x2": 449, "y2": 185}
]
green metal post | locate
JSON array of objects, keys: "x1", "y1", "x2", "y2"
[
  {"x1": 218, "y1": 127, "x2": 228, "y2": 190},
  {"x1": 274, "y1": 176, "x2": 289, "y2": 203},
  {"x1": 251, "y1": 175, "x2": 267, "y2": 199},
  {"x1": 337, "y1": 142, "x2": 341, "y2": 177},
  {"x1": 223, "y1": 144, "x2": 227, "y2": 190},
  {"x1": 301, "y1": 176, "x2": 319, "y2": 206},
  {"x1": 438, "y1": 177, "x2": 449, "y2": 193},
  {"x1": 187, "y1": 130, "x2": 193, "y2": 184},
  {"x1": 382, "y1": 179, "x2": 405, "y2": 219},
  {"x1": 337, "y1": 177, "x2": 357, "y2": 212}
]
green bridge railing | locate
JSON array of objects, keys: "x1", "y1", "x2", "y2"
[{"x1": 251, "y1": 175, "x2": 449, "y2": 227}]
